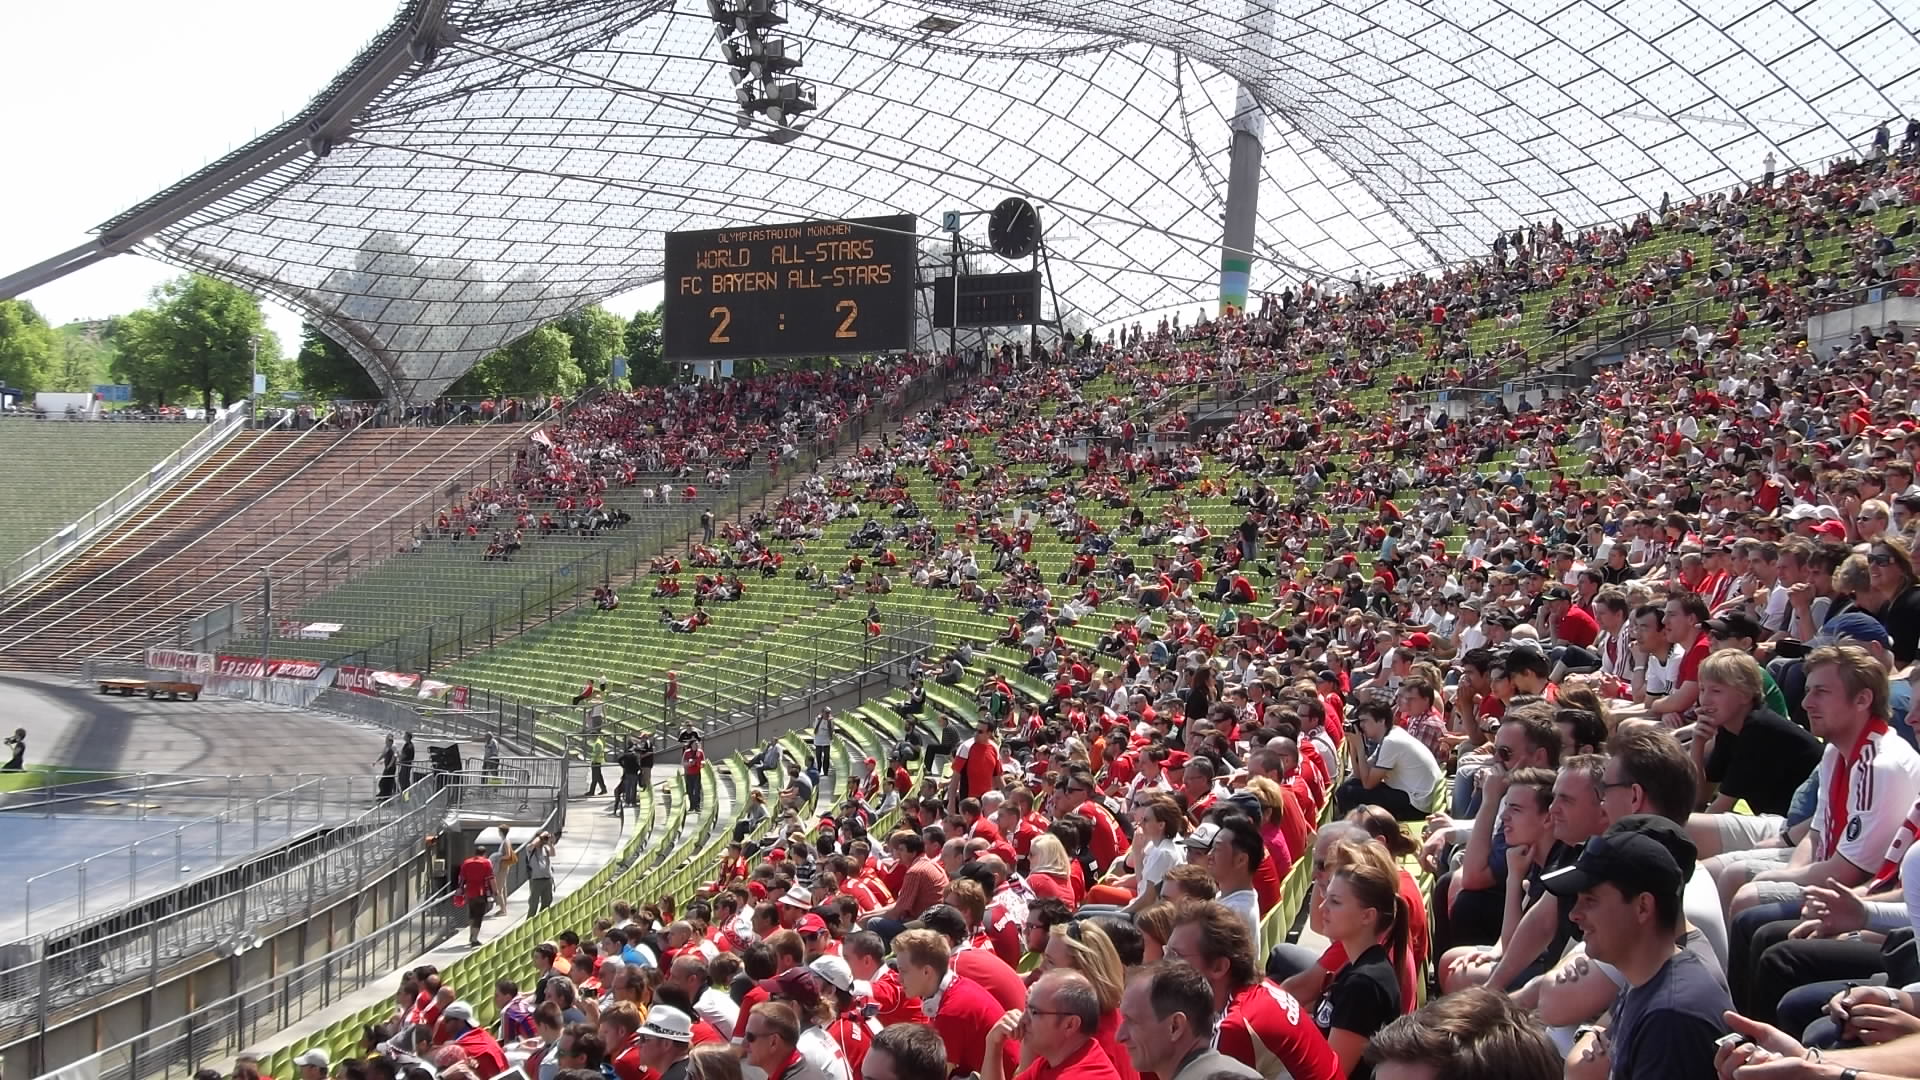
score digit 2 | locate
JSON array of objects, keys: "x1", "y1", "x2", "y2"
[
  {"x1": 709, "y1": 306, "x2": 732, "y2": 343},
  {"x1": 835, "y1": 299, "x2": 858, "y2": 339}
]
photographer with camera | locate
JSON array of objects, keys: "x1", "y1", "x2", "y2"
[
  {"x1": 1333, "y1": 694, "x2": 1442, "y2": 821},
  {"x1": 3, "y1": 727, "x2": 24, "y2": 772}
]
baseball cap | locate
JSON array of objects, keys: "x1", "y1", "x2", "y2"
[
  {"x1": 1812, "y1": 612, "x2": 1893, "y2": 648},
  {"x1": 1785, "y1": 503, "x2": 1820, "y2": 520},
  {"x1": 442, "y1": 1001, "x2": 475, "y2": 1023},
  {"x1": 1544, "y1": 585, "x2": 1573, "y2": 601},
  {"x1": 760, "y1": 968, "x2": 822, "y2": 1011},
  {"x1": 1540, "y1": 815, "x2": 1695, "y2": 901},
  {"x1": 1707, "y1": 612, "x2": 1766, "y2": 641},
  {"x1": 1183, "y1": 822, "x2": 1223, "y2": 853},
  {"x1": 808, "y1": 955, "x2": 868, "y2": 996},
  {"x1": 293, "y1": 1050, "x2": 330, "y2": 1070},
  {"x1": 795, "y1": 913, "x2": 829, "y2": 934},
  {"x1": 640, "y1": 1005, "x2": 693, "y2": 1043},
  {"x1": 1405, "y1": 632, "x2": 1432, "y2": 651}
]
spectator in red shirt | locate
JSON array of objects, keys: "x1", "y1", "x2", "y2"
[
  {"x1": 598, "y1": 1001, "x2": 647, "y2": 1080},
  {"x1": 863, "y1": 831, "x2": 949, "y2": 943},
  {"x1": 844, "y1": 930, "x2": 922, "y2": 1027},
  {"x1": 952, "y1": 720, "x2": 1003, "y2": 804},
  {"x1": 893, "y1": 929, "x2": 1020, "y2": 1079},
  {"x1": 1545, "y1": 586, "x2": 1599, "y2": 648},
  {"x1": 923, "y1": 900, "x2": 1027, "y2": 1012},
  {"x1": 682, "y1": 736, "x2": 707, "y2": 812},
  {"x1": 1166, "y1": 902, "x2": 1340, "y2": 1080},
  {"x1": 457, "y1": 850, "x2": 495, "y2": 947},
  {"x1": 985, "y1": 970, "x2": 1123, "y2": 1080},
  {"x1": 1058, "y1": 770, "x2": 1126, "y2": 871}
]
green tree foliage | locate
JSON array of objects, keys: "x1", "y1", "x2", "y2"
[
  {"x1": 110, "y1": 275, "x2": 280, "y2": 410},
  {"x1": 50, "y1": 323, "x2": 115, "y2": 393},
  {"x1": 0, "y1": 299, "x2": 57, "y2": 393},
  {"x1": 450, "y1": 326, "x2": 583, "y2": 398},
  {"x1": 622, "y1": 305, "x2": 673, "y2": 386},
  {"x1": 553, "y1": 305, "x2": 625, "y2": 385},
  {"x1": 294, "y1": 324, "x2": 381, "y2": 400}
]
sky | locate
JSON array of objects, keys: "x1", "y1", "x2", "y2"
[{"x1": 0, "y1": 0, "x2": 656, "y2": 355}]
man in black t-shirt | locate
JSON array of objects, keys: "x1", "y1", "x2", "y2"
[{"x1": 1544, "y1": 815, "x2": 1733, "y2": 1080}]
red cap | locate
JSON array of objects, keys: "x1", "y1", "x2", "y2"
[
  {"x1": 1406, "y1": 632, "x2": 1432, "y2": 651},
  {"x1": 796, "y1": 913, "x2": 829, "y2": 934},
  {"x1": 767, "y1": 848, "x2": 787, "y2": 861}
]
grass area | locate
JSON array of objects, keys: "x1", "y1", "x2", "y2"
[
  {"x1": 0, "y1": 423, "x2": 197, "y2": 565},
  {"x1": 0, "y1": 766, "x2": 114, "y2": 792}
]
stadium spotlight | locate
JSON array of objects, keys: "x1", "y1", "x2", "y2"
[{"x1": 707, "y1": 0, "x2": 815, "y2": 143}]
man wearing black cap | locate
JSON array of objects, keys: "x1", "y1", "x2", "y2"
[{"x1": 1545, "y1": 816, "x2": 1733, "y2": 1080}]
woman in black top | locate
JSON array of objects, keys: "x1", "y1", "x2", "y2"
[
  {"x1": 1312, "y1": 840, "x2": 1408, "y2": 1080},
  {"x1": 1869, "y1": 536, "x2": 1920, "y2": 666}
]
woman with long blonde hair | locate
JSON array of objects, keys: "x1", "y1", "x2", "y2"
[{"x1": 1041, "y1": 919, "x2": 1137, "y2": 1080}]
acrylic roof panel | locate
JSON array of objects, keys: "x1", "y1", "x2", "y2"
[{"x1": 84, "y1": 0, "x2": 1920, "y2": 400}]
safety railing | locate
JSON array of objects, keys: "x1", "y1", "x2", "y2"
[
  {"x1": 0, "y1": 398, "x2": 257, "y2": 594},
  {"x1": 45, "y1": 799, "x2": 567, "y2": 1080},
  {"x1": 17, "y1": 774, "x2": 379, "y2": 937},
  {"x1": 0, "y1": 779, "x2": 450, "y2": 1045},
  {"x1": 49, "y1": 881, "x2": 463, "y2": 1080}
]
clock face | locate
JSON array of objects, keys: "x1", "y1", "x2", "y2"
[{"x1": 988, "y1": 197, "x2": 1040, "y2": 259}]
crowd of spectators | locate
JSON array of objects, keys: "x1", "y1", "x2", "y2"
[{"x1": 254, "y1": 146, "x2": 1920, "y2": 1080}]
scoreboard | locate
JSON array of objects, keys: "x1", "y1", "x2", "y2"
[{"x1": 663, "y1": 214, "x2": 916, "y2": 361}]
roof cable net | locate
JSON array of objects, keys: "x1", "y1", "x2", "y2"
[{"x1": 108, "y1": 0, "x2": 1920, "y2": 401}]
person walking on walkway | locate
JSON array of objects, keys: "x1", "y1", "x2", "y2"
[
  {"x1": 637, "y1": 733, "x2": 656, "y2": 796},
  {"x1": 376, "y1": 734, "x2": 397, "y2": 798},
  {"x1": 812, "y1": 708, "x2": 835, "y2": 776},
  {"x1": 522, "y1": 830, "x2": 556, "y2": 916},
  {"x1": 3, "y1": 728, "x2": 23, "y2": 773},
  {"x1": 398, "y1": 733, "x2": 416, "y2": 792},
  {"x1": 458, "y1": 845, "x2": 495, "y2": 947},
  {"x1": 683, "y1": 734, "x2": 707, "y2": 813},
  {"x1": 586, "y1": 734, "x2": 609, "y2": 797},
  {"x1": 611, "y1": 739, "x2": 641, "y2": 818}
]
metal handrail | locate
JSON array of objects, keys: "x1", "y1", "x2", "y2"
[
  {"x1": 35, "y1": 794, "x2": 571, "y2": 1080},
  {"x1": 0, "y1": 778, "x2": 451, "y2": 1044},
  {"x1": 0, "y1": 398, "x2": 256, "y2": 593},
  {"x1": 16, "y1": 774, "x2": 371, "y2": 936}
]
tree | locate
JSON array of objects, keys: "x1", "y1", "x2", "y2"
[
  {"x1": 49, "y1": 323, "x2": 114, "y2": 393},
  {"x1": 622, "y1": 305, "x2": 673, "y2": 386},
  {"x1": 110, "y1": 275, "x2": 279, "y2": 411},
  {"x1": 454, "y1": 326, "x2": 583, "y2": 398},
  {"x1": 0, "y1": 299, "x2": 57, "y2": 393},
  {"x1": 553, "y1": 305, "x2": 625, "y2": 386},
  {"x1": 294, "y1": 325, "x2": 381, "y2": 400}
]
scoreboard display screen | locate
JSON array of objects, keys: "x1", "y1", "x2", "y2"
[{"x1": 663, "y1": 214, "x2": 916, "y2": 361}]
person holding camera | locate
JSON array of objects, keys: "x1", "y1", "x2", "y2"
[
  {"x1": 1333, "y1": 695, "x2": 1442, "y2": 821},
  {"x1": 4, "y1": 727, "x2": 24, "y2": 772}
]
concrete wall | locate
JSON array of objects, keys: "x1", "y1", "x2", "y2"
[
  {"x1": 5, "y1": 853, "x2": 434, "y2": 1079},
  {"x1": 1807, "y1": 293, "x2": 1920, "y2": 355}
]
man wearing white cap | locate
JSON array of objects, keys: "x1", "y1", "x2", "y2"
[
  {"x1": 292, "y1": 1048, "x2": 329, "y2": 1080},
  {"x1": 810, "y1": 955, "x2": 880, "y2": 1075},
  {"x1": 636, "y1": 1005, "x2": 694, "y2": 1080},
  {"x1": 440, "y1": 1000, "x2": 509, "y2": 1079}
]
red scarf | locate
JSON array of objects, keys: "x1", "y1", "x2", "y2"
[{"x1": 1825, "y1": 717, "x2": 1891, "y2": 860}]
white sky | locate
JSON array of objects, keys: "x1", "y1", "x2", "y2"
[{"x1": 0, "y1": 0, "x2": 656, "y2": 355}]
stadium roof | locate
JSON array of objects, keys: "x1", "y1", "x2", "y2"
[{"x1": 6, "y1": 0, "x2": 1920, "y2": 401}]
